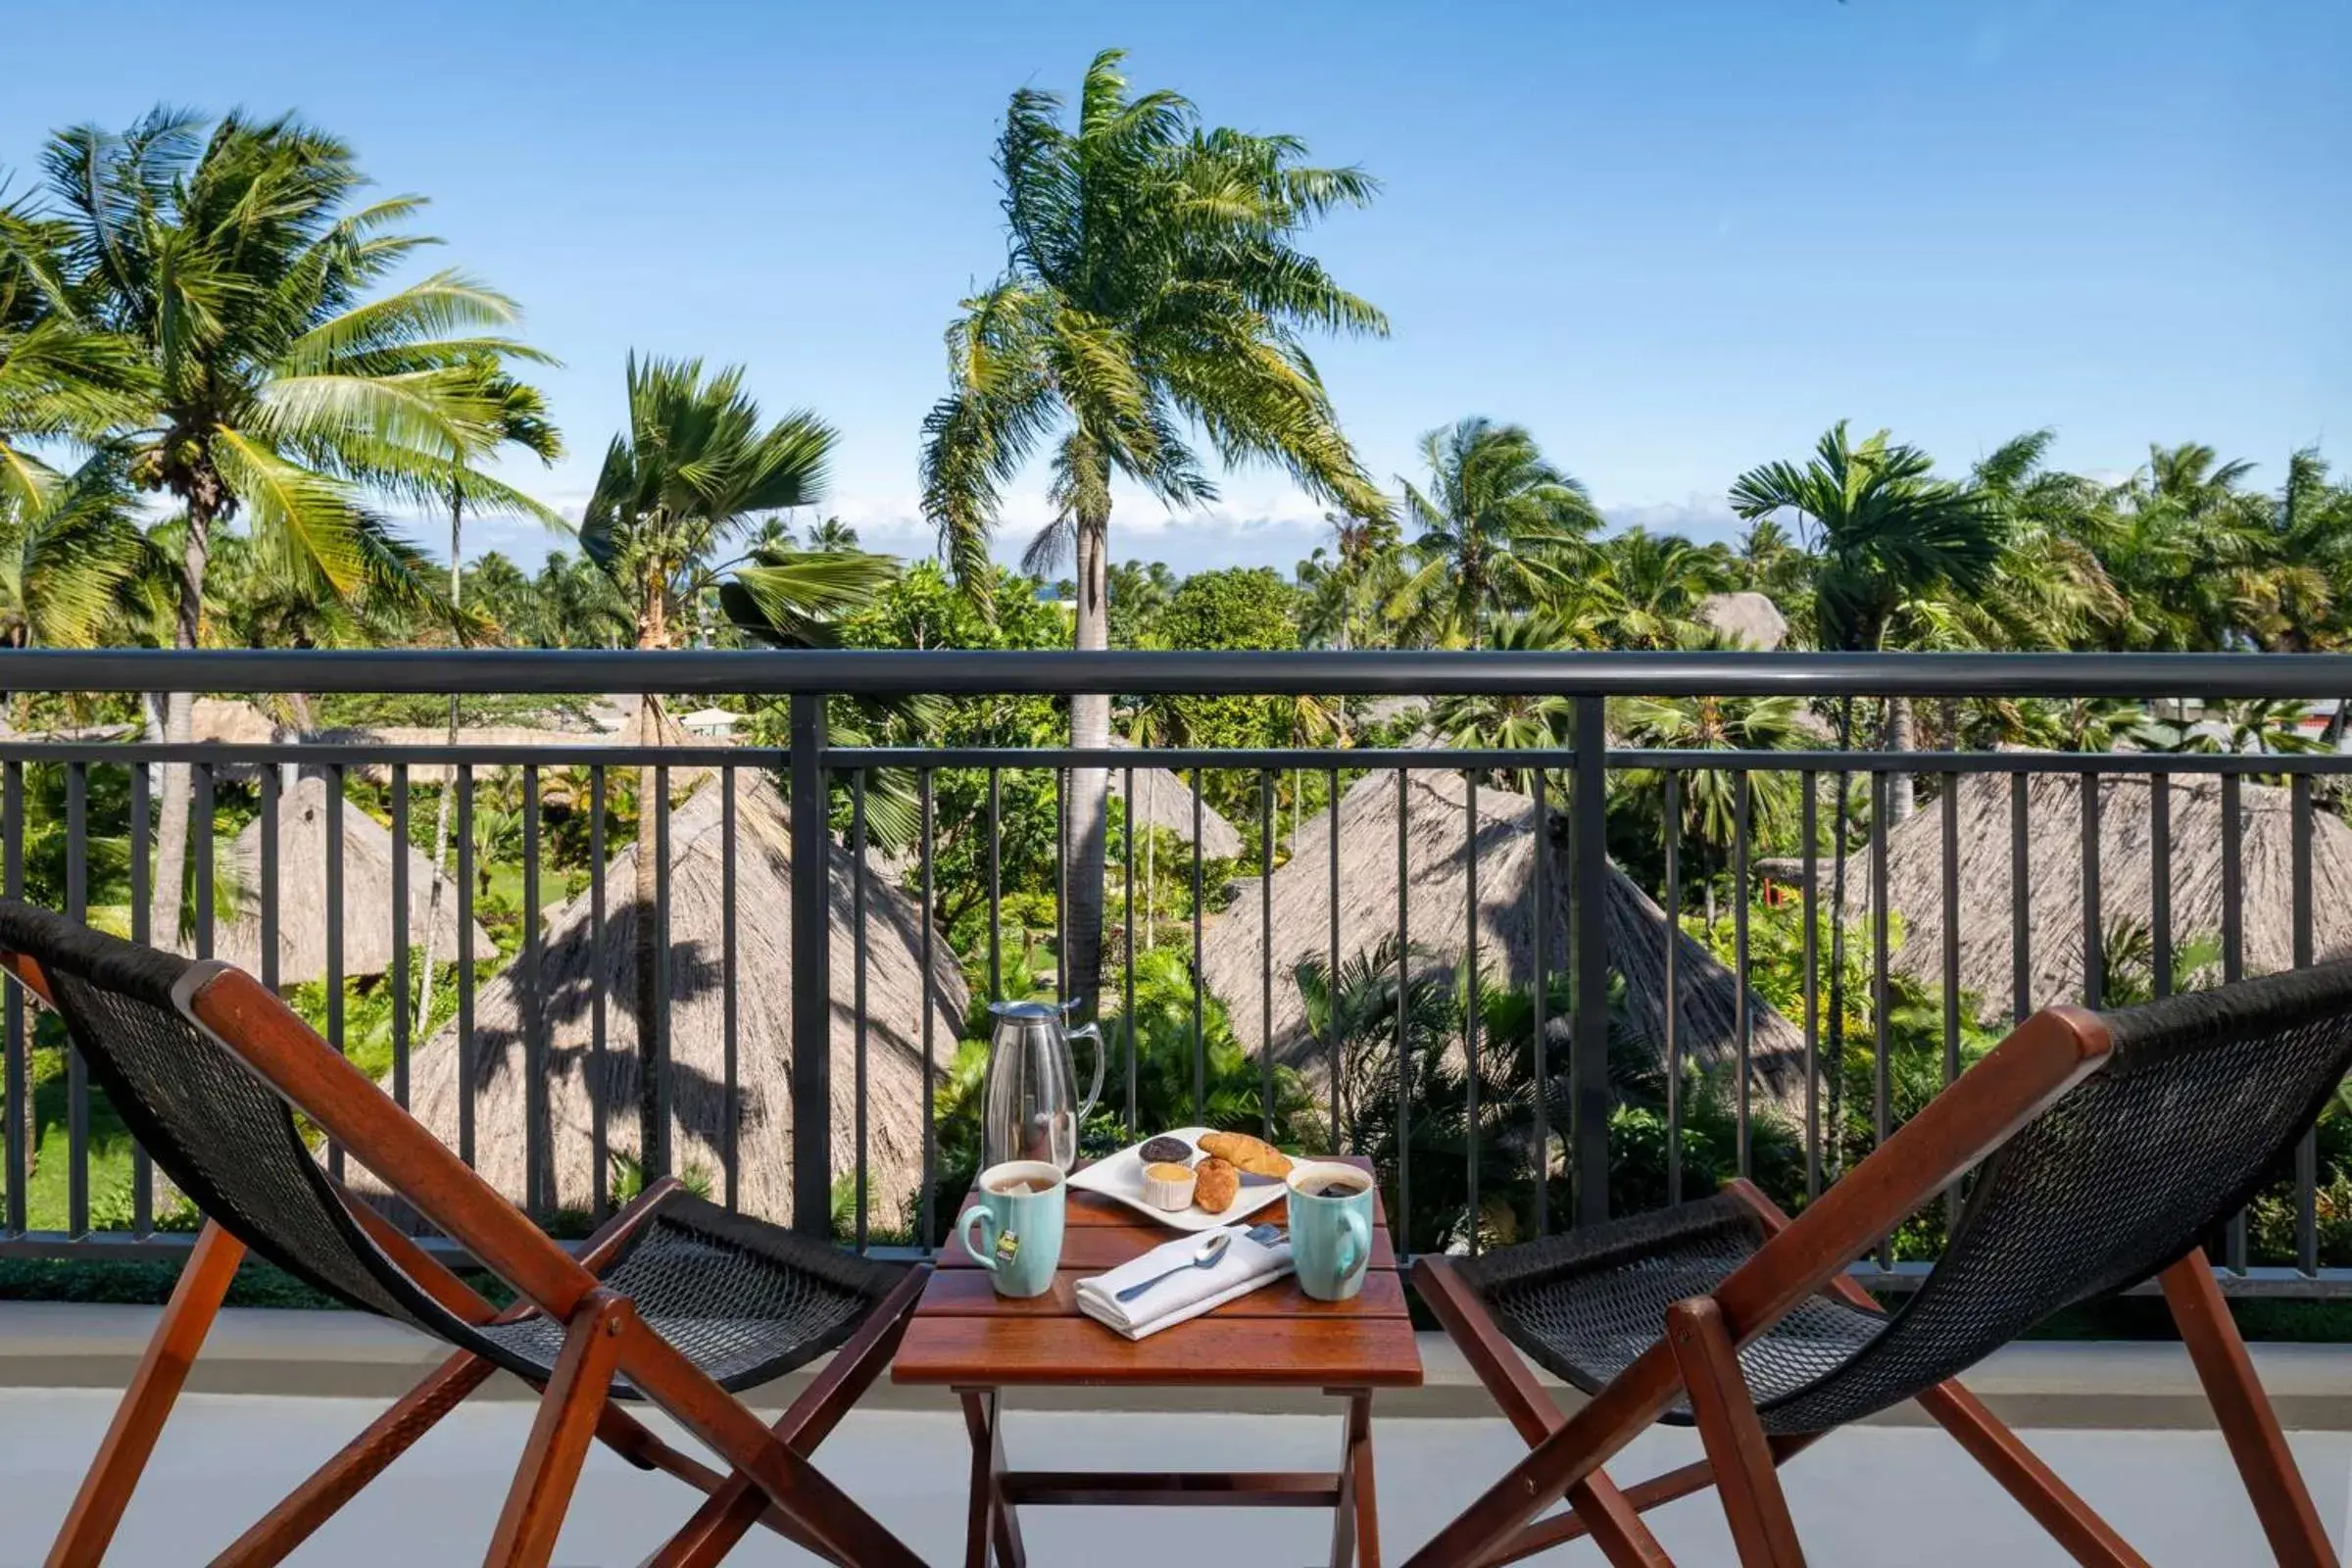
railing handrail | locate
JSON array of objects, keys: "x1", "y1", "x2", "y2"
[{"x1": 8, "y1": 647, "x2": 2352, "y2": 700}]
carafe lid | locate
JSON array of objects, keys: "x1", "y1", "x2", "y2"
[{"x1": 988, "y1": 999, "x2": 1076, "y2": 1020}]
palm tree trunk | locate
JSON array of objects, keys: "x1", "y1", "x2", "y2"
[
  {"x1": 416, "y1": 492, "x2": 463, "y2": 1031},
  {"x1": 149, "y1": 498, "x2": 216, "y2": 951},
  {"x1": 1886, "y1": 697, "x2": 1917, "y2": 821},
  {"x1": 1064, "y1": 511, "x2": 1111, "y2": 1017}
]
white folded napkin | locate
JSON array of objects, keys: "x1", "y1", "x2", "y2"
[{"x1": 1073, "y1": 1228, "x2": 1295, "y2": 1341}]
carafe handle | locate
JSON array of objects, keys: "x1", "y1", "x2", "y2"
[{"x1": 1066, "y1": 1019, "x2": 1105, "y2": 1125}]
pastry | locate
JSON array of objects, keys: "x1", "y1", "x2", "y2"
[
  {"x1": 1192, "y1": 1156, "x2": 1241, "y2": 1214},
  {"x1": 1138, "y1": 1135, "x2": 1194, "y2": 1164},
  {"x1": 1198, "y1": 1131, "x2": 1291, "y2": 1180},
  {"x1": 1141, "y1": 1161, "x2": 1198, "y2": 1211}
]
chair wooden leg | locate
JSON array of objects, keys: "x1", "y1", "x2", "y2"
[
  {"x1": 482, "y1": 1292, "x2": 632, "y2": 1568},
  {"x1": 1665, "y1": 1298, "x2": 1804, "y2": 1568},
  {"x1": 2160, "y1": 1255, "x2": 2339, "y2": 1568},
  {"x1": 1568, "y1": 1471, "x2": 1679, "y2": 1568},
  {"x1": 1914, "y1": 1381, "x2": 2149, "y2": 1568},
  {"x1": 48, "y1": 1222, "x2": 245, "y2": 1568}
]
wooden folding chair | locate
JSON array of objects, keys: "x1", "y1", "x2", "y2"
[
  {"x1": 1407, "y1": 960, "x2": 2352, "y2": 1567},
  {"x1": 0, "y1": 898, "x2": 930, "y2": 1568}
]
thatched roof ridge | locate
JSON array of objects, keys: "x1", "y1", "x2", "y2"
[
  {"x1": 1200, "y1": 770, "x2": 1810, "y2": 1109},
  {"x1": 217, "y1": 773, "x2": 492, "y2": 983},
  {"x1": 1834, "y1": 769, "x2": 2352, "y2": 1022},
  {"x1": 1105, "y1": 739, "x2": 1245, "y2": 858},
  {"x1": 370, "y1": 771, "x2": 965, "y2": 1231}
]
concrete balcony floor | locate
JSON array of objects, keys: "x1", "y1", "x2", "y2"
[{"x1": 3, "y1": 1387, "x2": 2349, "y2": 1566}]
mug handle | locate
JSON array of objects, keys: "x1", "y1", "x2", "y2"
[
  {"x1": 958, "y1": 1204, "x2": 1002, "y2": 1276},
  {"x1": 1335, "y1": 1209, "x2": 1370, "y2": 1288}
]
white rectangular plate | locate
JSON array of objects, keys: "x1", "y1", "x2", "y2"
[{"x1": 1065, "y1": 1126, "x2": 1293, "y2": 1232}]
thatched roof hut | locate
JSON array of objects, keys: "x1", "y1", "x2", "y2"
[
  {"x1": 374, "y1": 771, "x2": 965, "y2": 1232},
  {"x1": 192, "y1": 697, "x2": 282, "y2": 747},
  {"x1": 1200, "y1": 770, "x2": 1810, "y2": 1109},
  {"x1": 216, "y1": 773, "x2": 492, "y2": 984},
  {"x1": 1828, "y1": 769, "x2": 2352, "y2": 1022},
  {"x1": 1106, "y1": 739, "x2": 1245, "y2": 858},
  {"x1": 1696, "y1": 592, "x2": 1790, "y2": 652}
]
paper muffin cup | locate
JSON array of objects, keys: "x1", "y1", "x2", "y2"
[{"x1": 1140, "y1": 1161, "x2": 1198, "y2": 1210}]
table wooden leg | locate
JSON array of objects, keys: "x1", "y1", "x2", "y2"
[
  {"x1": 1328, "y1": 1389, "x2": 1380, "y2": 1568},
  {"x1": 959, "y1": 1390, "x2": 1027, "y2": 1568}
]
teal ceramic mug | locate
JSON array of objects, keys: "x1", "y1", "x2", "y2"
[
  {"x1": 958, "y1": 1160, "x2": 1066, "y2": 1298},
  {"x1": 1286, "y1": 1161, "x2": 1374, "y2": 1301}
]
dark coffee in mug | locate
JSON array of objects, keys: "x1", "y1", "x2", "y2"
[{"x1": 1305, "y1": 1174, "x2": 1369, "y2": 1200}]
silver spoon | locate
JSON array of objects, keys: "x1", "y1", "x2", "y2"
[{"x1": 1116, "y1": 1230, "x2": 1233, "y2": 1302}]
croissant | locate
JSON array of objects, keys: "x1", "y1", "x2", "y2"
[{"x1": 1198, "y1": 1131, "x2": 1292, "y2": 1179}]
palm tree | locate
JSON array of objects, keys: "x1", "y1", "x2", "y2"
[
  {"x1": 1393, "y1": 418, "x2": 1599, "y2": 647},
  {"x1": 1730, "y1": 421, "x2": 1998, "y2": 1170},
  {"x1": 583, "y1": 353, "x2": 890, "y2": 1174},
  {"x1": 1585, "y1": 526, "x2": 1729, "y2": 650},
  {"x1": 0, "y1": 449, "x2": 149, "y2": 652},
  {"x1": 28, "y1": 109, "x2": 555, "y2": 947},
  {"x1": 1428, "y1": 614, "x2": 1580, "y2": 792},
  {"x1": 920, "y1": 49, "x2": 1388, "y2": 1016},
  {"x1": 805, "y1": 516, "x2": 860, "y2": 553},
  {"x1": 0, "y1": 178, "x2": 148, "y2": 513}
]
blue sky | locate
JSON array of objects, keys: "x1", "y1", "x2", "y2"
[{"x1": 6, "y1": 1, "x2": 2345, "y2": 574}]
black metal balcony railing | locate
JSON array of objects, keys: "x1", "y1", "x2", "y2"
[{"x1": 3, "y1": 650, "x2": 2350, "y2": 1296}]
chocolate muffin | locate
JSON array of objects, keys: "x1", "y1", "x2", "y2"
[{"x1": 1138, "y1": 1135, "x2": 1194, "y2": 1164}]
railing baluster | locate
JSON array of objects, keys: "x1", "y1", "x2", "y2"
[
  {"x1": 653, "y1": 763, "x2": 672, "y2": 1182},
  {"x1": 986, "y1": 767, "x2": 1003, "y2": 1001},
  {"x1": 522, "y1": 763, "x2": 544, "y2": 1216},
  {"x1": 129, "y1": 760, "x2": 152, "y2": 1235},
  {"x1": 1395, "y1": 767, "x2": 1410, "y2": 1253},
  {"x1": 1327, "y1": 763, "x2": 1341, "y2": 1151},
  {"x1": 1799, "y1": 769, "x2": 1818, "y2": 1202},
  {"x1": 853, "y1": 770, "x2": 870, "y2": 1252},
  {"x1": 787, "y1": 692, "x2": 832, "y2": 1238},
  {"x1": 1, "y1": 761, "x2": 18, "y2": 1239},
  {"x1": 2010, "y1": 772, "x2": 2031, "y2": 1025},
  {"x1": 325, "y1": 764, "x2": 346, "y2": 1183},
  {"x1": 1733, "y1": 767, "x2": 1751, "y2": 1179},
  {"x1": 66, "y1": 761, "x2": 87, "y2": 1238},
  {"x1": 1569, "y1": 696, "x2": 1609, "y2": 1227},
  {"x1": 1124, "y1": 765, "x2": 1138, "y2": 1136},
  {"x1": 590, "y1": 765, "x2": 609, "y2": 1218},
  {"x1": 919, "y1": 768, "x2": 937, "y2": 1247},
  {"x1": 1054, "y1": 768, "x2": 1066, "y2": 1006},
  {"x1": 389, "y1": 764, "x2": 409, "y2": 1110},
  {"x1": 194, "y1": 764, "x2": 215, "y2": 959},
  {"x1": 1530, "y1": 766, "x2": 1549, "y2": 1236},
  {"x1": 1940, "y1": 772, "x2": 1962, "y2": 1228},
  {"x1": 1664, "y1": 769, "x2": 1683, "y2": 1208},
  {"x1": 1258, "y1": 769, "x2": 1273, "y2": 1143},
  {"x1": 2293, "y1": 773, "x2": 2317, "y2": 1277},
  {"x1": 2150, "y1": 772, "x2": 2173, "y2": 1000},
  {"x1": 2222, "y1": 769, "x2": 2246, "y2": 1275},
  {"x1": 1464, "y1": 766, "x2": 1480, "y2": 1255},
  {"x1": 722, "y1": 766, "x2": 740, "y2": 1213},
  {"x1": 456, "y1": 762, "x2": 474, "y2": 1167},
  {"x1": 260, "y1": 765, "x2": 280, "y2": 991},
  {"x1": 1192, "y1": 767, "x2": 1206, "y2": 1124},
  {"x1": 1871, "y1": 768, "x2": 1891, "y2": 1270},
  {"x1": 2080, "y1": 770, "x2": 2102, "y2": 1009}
]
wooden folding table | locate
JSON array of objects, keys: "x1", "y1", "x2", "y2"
[{"x1": 893, "y1": 1155, "x2": 1423, "y2": 1567}]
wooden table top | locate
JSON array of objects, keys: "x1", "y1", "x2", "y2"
[{"x1": 893, "y1": 1154, "x2": 1423, "y2": 1391}]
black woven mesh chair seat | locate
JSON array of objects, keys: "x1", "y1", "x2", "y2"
[
  {"x1": 473, "y1": 1193, "x2": 905, "y2": 1393},
  {"x1": 1452, "y1": 1193, "x2": 1887, "y2": 1433},
  {"x1": 0, "y1": 900, "x2": 905, "y2": 1396},
  {"x1": 1456, "y1": 958, "x2": 2352, "y2": 1437}
]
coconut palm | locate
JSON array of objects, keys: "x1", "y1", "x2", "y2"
[
  {"x1": 1393, "y1": 418, "x2": 1600, "y2": 647},
  {"x1": 1584, "y1": 526, "x2": 1730, "y2": 650},
  {"x1": 920, "y1": 48, "x2": 1389, "y2": 1017},
  {"x1": 584, "y1": 353, "x2": 892, "y2": 1173},
  {"x1": 27, "y1": 109, "x2": 557, "y2": 946},
  {"x1": 1730, "y1": 421, "x2": 1998, "y2": 1170},
  {"x1": 0, "y1": 179, "x2": 148, "y2": 512},
  {"x1": 0, "y1": 449, "x2": 151, "y2": 651},
  {"x1": 1429, "y1": 614, "x2": 1581, "y2": 792}
]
